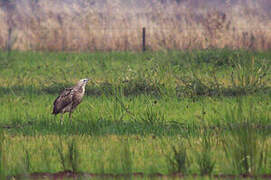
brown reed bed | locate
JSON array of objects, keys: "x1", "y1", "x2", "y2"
[{"x1": 0, "y1": 0, "x2": 271, "y2": 51}]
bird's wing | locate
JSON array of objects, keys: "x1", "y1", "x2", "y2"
[{"x1": 52, "y1": 88, "x2": 74, "y2": 114}]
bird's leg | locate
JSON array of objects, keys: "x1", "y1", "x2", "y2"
[
  {"x1": 60, "y1": 114, "x2": 64, "y2": 125},
  {"x1": 69, "y1": 112, "x2": 72, "y2": 123}
]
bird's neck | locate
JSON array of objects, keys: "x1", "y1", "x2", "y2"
[
  {"x1": 74, "y1": 84, "x2": 86, "y2": 94},
  {"x1": 81, "y1": 85, "x2": 86, "y2": 94}
]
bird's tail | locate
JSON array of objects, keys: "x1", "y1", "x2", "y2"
[{"x1": 52, "y1": 108, "x2": 58, "y2": 115}]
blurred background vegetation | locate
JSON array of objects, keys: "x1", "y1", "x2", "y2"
[{"x1": 0, "y1": 0, "x2": 271, "y2": 51}]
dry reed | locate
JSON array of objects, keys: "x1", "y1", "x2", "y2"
[{"x1": 0, "y1": 0, "x2": 271, "y2": 51}]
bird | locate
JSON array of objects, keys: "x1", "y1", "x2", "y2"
[{"x1": 52, "y1": 78, "x2": 89, "y2": 123}]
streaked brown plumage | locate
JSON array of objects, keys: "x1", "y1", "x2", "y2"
[{"x1": 52, "y1": 78, "x2": 89, "y2": 122}]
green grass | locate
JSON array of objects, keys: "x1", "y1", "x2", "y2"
[{"x1": 0, "y1": 49, "x2": 271, "y2": 178}]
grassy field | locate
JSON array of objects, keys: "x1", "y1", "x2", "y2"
[{"x1": 0, "y1": 49, "x2": 271, "y2": 179}]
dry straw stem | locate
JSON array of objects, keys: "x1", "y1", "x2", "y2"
[{"x1": 0, "y1": 0, "x2": 271, "y2": 51}]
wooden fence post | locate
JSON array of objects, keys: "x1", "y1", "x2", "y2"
[{"x1": 142, "y1": 27, "x2": 146, "y2": 51}]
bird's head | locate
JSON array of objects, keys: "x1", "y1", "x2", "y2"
[{"x1": 77, "y1": 78, "x2": 89, "y2": 87}]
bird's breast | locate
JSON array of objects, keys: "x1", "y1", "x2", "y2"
[{"x1": 74, "y1": 89, "x2": 85, "y2": 101}]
